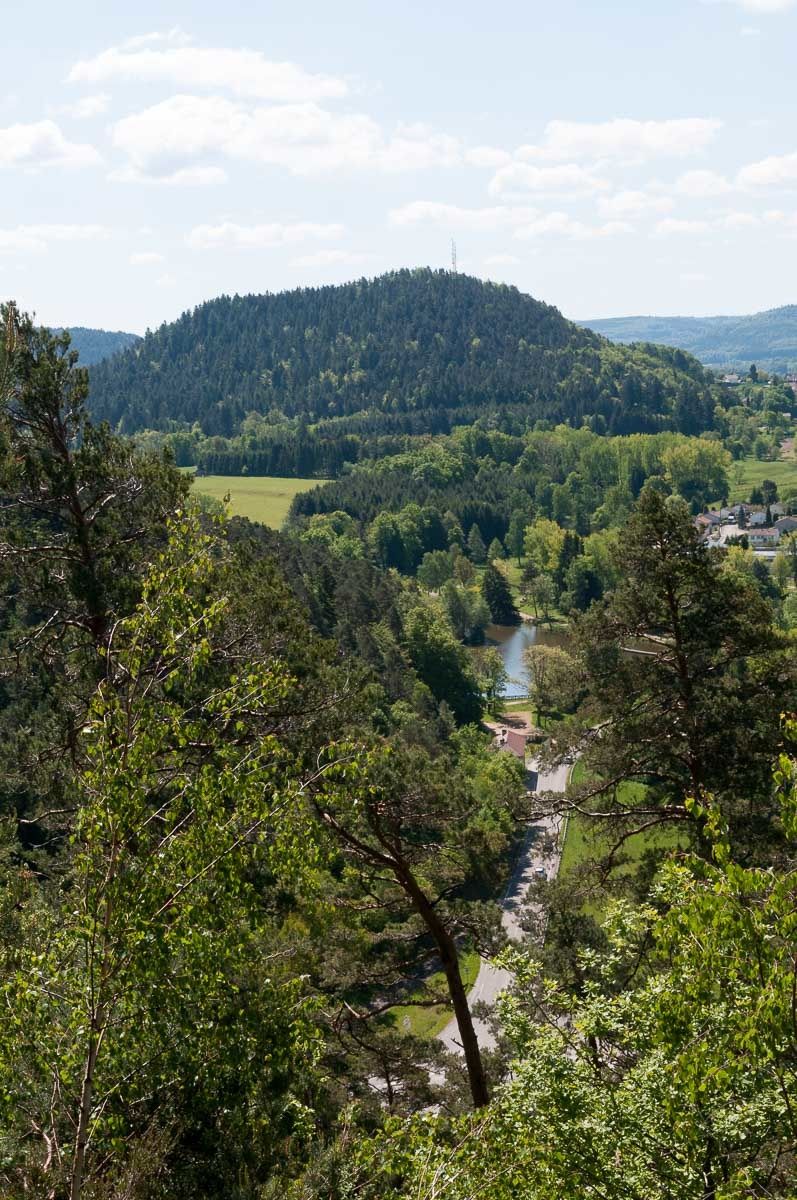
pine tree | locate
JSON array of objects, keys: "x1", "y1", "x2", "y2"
[
  {"x1": 467, "y1": 524, "x2": 487, "y2": 563},
  {"x1": 481, "y1": 563, "x2": 520, "y2": 625}
]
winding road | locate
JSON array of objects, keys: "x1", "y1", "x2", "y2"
[{"x1": 438, "y1": 755, "x2": 570, "y2": 1054}]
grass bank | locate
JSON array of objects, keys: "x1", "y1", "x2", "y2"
[
  {"x1": 560, "y1": 761, "x2": 685, "y2": 914},
  {"x1": 388, "y1": 948, "x2": 481, "y2": 1039}
]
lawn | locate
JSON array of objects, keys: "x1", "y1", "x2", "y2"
[
  {"x1": 189, "y1": 474, "x2": 325, "y2": 528},
  {"x1": 727, "y1": 453, "x2": 797, "y2": 503},
  {"x1": 559, "y1": 761, "x2": 685, "y2": 911},
  {"x1": 388, "y1": 948, "x2": 481, "y2": 1039}
]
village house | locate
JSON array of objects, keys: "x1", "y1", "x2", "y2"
[
  {"x1": 495, "y1": 727, "x2": 529, "y2": 760},
  {"x1": 747, "y1": 527, "x2": 781, "y2": 548}
]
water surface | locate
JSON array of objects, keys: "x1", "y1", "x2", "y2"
[{"x1": 485, "y1": 622, "x2": 569, "y2": 698}]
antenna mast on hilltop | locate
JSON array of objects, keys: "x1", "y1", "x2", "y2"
[{"x1": 451, "y1": 239, "x2": 457, "y2": 273}]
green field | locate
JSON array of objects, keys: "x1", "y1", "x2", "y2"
[
  {"x1": 727, "y1": 453, "x2": 797, "y2": 503},
  {"x1": 190, "y1": 474, "x2": 324, "y2": 528}
]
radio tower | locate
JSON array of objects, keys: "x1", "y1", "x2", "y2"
[{"x1": 451, "y1": 238, "x2": 457, "y2": 273}]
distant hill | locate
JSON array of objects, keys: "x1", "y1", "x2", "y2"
[
  {"x1": 56, "y1": 326, "x2": 140, "y2": 367},
  {"x1": 87, "y1": 270, "x2": 715, "y2": 445},
  {"x1": 582, "y1": 306, "x2": 797, "y2": 372}
]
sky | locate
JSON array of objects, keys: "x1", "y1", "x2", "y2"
[{"x1": 4, "y1": 0, "x2": 797, "y2": 332}]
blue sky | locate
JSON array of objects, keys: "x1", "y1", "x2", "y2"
[{"x1": 3, "y1": 0, "x2": 797, "y2": 332}]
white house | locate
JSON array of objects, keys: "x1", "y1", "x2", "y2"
[{"x1": 748, "y1": 528, "x2": 780, "y2": 548}]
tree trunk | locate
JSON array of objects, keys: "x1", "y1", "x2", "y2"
[
  {"x1": 70, "y1": 1023, "x2": 100, "y2": 1200},
  {"x1": 398, "y1": 866, "x2": 489, "y2": 1108}
]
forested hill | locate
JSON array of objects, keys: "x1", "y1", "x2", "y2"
[
  {"x1": 87, "y1": 269, "x2": 715, "y2": 443},
  {"x1": 57, "y1": 326, "x2": 140, "y2": 366},
  {"x1": 583, "y1": 304, "x2": 797, "y2": 371}
]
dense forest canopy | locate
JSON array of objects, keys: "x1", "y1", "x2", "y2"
[
  {"x1": 87, "y1": 270, "x2": 716, "y2": 460},
  {"x1": 55, "y1": 326, "x2": 140, "y2": 365},
  {"x1": 287, "y1": 425, "x2": 733, "y2": 569}
]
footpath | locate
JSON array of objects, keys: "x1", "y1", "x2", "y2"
[{"x1": 437, "y1": 755, "x2": 570, "y2": 1054}]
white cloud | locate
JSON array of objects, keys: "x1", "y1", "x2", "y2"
[
  {"x1": 186, "y1": 220, "x2": 344, "y2": 250},
  {"x1": 291, "y1": 248, "x2": 374, "y2": 269},
  {"x1": 597, "y1": 189, "x2": 674, "y2": 217},
  {"x1": 673, "y1": 168, "x2": 733, "y2": 196},
  {"x1": 681, "y1": 271, "x2": 708, "y2": 282},
  {"x1": 59, "y1": 93, "x2": 110, "y2": 120},
  {"x1": 378, "y1": 123, "x2": 464, "y2": 172},
  {"x1": 389, "y1": 201, "x2": 539, "y2": 231},
  {"x1": 111, "y1": 94, "x2": 484, "y2": 179},
  {"x1": 68, "y1": 36, "x2": 348, "y2": 102},
  {"x1": 740, "y1": 24, "x2": 762, "y2": 33},
  {"x1": 654, "y1": 217, "x2": 711, "y2": 235},
  {"x1": 489, "y1": 161, "x2": 608, "y2": 197},
  {"x1": 0, "y1": 223, "x2": 111, "y2": 253},
  {"x1": 654, "y1": 211, "x2": 761, "y2": 236},
  {"x1": 515, "y1": 117, "x2": 722, "y2": 163},
  {"x1": 514, "y1": 212, "x2": 632, "y2": 240},
  {"x1": 737, "y1": 150, "x2": 797, "y2": 188},
  {"x1": 129, "y1": 251, "x2": 165, "y2": 265},
  {"x1": 155, "y1": 273, "x2": 177, "y2": 287},
  {"x1": 0, "y1": 120, "x2": 100, "y2": 168}
]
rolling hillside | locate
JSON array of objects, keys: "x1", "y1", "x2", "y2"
[
  {"x1": 87, "y1": 269, "x2": 714, "y2": 444},
  {"x1": 57, "y1": 326, "x2": 140, "y2": 366},
  {"x1": 583, "y1": 305, "x2": 797, "y2": 371}
]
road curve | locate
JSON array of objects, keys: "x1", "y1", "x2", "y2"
[{"x1": 438, "y1": 755, "x2": 569, "y2": 1053}]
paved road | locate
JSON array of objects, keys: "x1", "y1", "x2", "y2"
[{"x1": 438, "y1": 755, "x2": 569, "y2": 1053}]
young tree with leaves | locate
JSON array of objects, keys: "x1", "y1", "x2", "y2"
[
  {"x1": 524, "y1": 644, "x2": 580, "y2": 725},
  {"x1": 0, "y1": 517, "x2": 338, "y2": 1200}
]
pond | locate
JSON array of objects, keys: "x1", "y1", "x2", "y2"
[{"x1": 485, "y1": 621, "x2": 570, "y2": 698}]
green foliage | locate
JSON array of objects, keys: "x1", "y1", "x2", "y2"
[
  {"x1": 523, "y1": 644, "x2": 580, "y2": 722},
  {"x1": 88, "y1": 271, "x2": 716, "y2": 478},
  {"x1": 322, "y1": 723, "x2": 797, "y2": 1200},
  {"x1": 402, "y1": 601, "x2": 483, "y2": 724},
  {"x1": 292, "y1": 425, "x2": 731, "y2": 579},
  {"x1": 0, "y1": 516, "x2": 329, "y2": 1198},
  {"x1": 570, "y1": 489, "x2": 794, "y2": 849},
  {"x1": 481, "y1": 562, "x2": 520, "y2": 625},
  {"x1": 54, "y1": 325, "x2": 139, "y2": 365},
  {"x1": 467, "y1": 524, "x2": 487, "y2": 564}
]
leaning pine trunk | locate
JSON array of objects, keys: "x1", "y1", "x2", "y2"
[{"x1": 398, "y1": 866, "x2": 489, "y2": 1108}]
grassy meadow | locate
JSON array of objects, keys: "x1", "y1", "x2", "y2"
[
  {"x1": 189, "y1": 474, "x2": 324, "y2": 528},
  {"x1": 727, "y1": 452, "x2": 797, "y2": 503}
]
